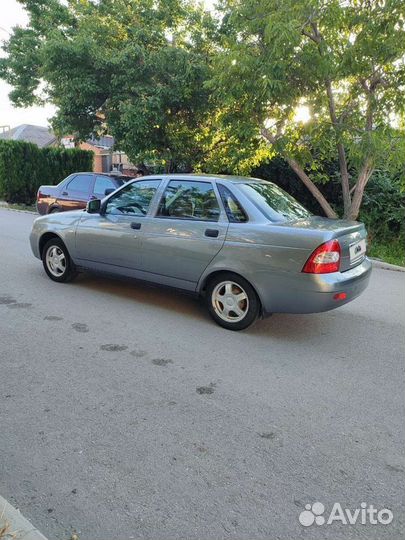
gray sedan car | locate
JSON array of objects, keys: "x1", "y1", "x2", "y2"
[{"x1": 30, "y1": 174, "x2": 371, "y2": 330}]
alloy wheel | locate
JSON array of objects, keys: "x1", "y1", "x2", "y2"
[
  {"x1": 45, "y1": 245, "x2": 66, "y2": 277},
  {"x1": 211, "y1": 280, "x2": 249, "y2": 323}
]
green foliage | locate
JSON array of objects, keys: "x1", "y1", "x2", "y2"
[
  {"x1": 208, "y1": 0, "x2": 405, "y2": 217},
  {"x1": 367, "y1": 237, "x2": 404, "y2": 267},
  {"x1": 1, "y1": 0, "x2": 404, "y2": 219},
  {"x1": 359, "y1": 170, "x2": 405, "y2": 242},
  {"x1": 0, "y1": 0, "x2": 215, "y2": 172},
  {"x1": 0, "y1": 140, "x2": 93, "y2": 203}
]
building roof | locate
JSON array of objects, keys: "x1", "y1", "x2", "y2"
[
  {"x1": 0, "y1": 124, "x2": 57, "y2": 148},
  {"x1": 86, "y1": 135, "x2": 115, "y2": 149}
]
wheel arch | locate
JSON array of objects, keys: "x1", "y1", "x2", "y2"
[
  {"x1": 198, "y1": 269, "x2": 264, "y2": 315},
  {"x1": 39, "y1": 232, "x2": 65, "y2": 258}
]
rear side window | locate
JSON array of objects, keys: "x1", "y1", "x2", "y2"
[
  {"x1": 67, "y1": 174, "x2": 93, "y2": 194},
  {"x1": 94, "y1": 176, "x2": 117, "y2": 197},
  {"x1": 218, "y1": 184, "x2": 248, "y2": 223},
  {"x1": 157, "y1": 180, "x2": 220, "y2": 222}
]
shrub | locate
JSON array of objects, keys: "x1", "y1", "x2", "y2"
[
  {"x1": 0, "y1": 140, "x2": 93, "y2": 203},
  {"x1": 359, "y1": 171, "x2": 405, "y2": 240}
]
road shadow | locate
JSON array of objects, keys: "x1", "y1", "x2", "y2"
[
  {"x1": 70, "y1": 271, "x2": 334, "y2": 341},
  {"x1": 72, "y1": 271, "x2": 207, "y2": 322}
]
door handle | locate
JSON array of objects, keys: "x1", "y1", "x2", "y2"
[
  {"x1": 62, "y1": 191, "x2": 68, "y2": 196},
  {"x1": 205, "y1": 228, "x2": 219, "y2": 238},
  {"x1": 130, "y1": 222, "x2": 142, "y2": 230}
]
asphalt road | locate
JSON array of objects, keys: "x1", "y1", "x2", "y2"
[{"x1": 0, "y1": 208, "x2": 404, "y2": 540}]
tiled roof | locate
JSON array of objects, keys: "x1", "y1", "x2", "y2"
[{"x1": 0, "y1": 124, "x2": 57, "y2": 148}]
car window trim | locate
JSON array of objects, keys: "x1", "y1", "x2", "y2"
[
  {"x1": 102, "y1": 178, "x2": 163, "y2": 217},
  {"x1": 59, "y1": 173, "x2": 76, "y2": 188},
  {"x1": 217, "y1": 183, "x2": 249, "y2": 224},
  {"x1": 154, "y1": 178, "x2": 222, "y2": 223}
]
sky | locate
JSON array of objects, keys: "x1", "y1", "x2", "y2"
[
  {"x1": 0, "y1": 0, "x2": 56, "y2": 130},
  {"x1": 0, "y1": 0, "x2": 216, "y2": 131}
]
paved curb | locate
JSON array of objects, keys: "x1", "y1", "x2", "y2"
[
  {"x1": 0, "y1": 203, "x2": 37, "y2": 215},
  {"x1": 371, "y1": 258, "x2": 405, "y2": 272},
  {"x1": 0, "y1": 495, "x2": 48, "y2": 540}
]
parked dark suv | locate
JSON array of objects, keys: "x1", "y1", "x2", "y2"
[{"x1": 36, "y1": 172, "x2": 132, "y2": 215}]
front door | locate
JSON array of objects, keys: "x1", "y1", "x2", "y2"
[
  {"x1": 74, "y1": 179, "x2": 162, "y2": 270},
  {"x1": 140, "y1": 179, "x2": 229, "y2": 286}
]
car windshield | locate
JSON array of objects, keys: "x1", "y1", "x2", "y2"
[{"x1": 239, "y1": 181, "x2": 311, "y2": 221}]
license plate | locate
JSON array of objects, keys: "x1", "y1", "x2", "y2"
[{"x1": 350, "y1": 239, "x2": 366, "y2": 261}]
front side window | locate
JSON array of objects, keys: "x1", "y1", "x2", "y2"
[
  {"x1": 105, "y1": 180, "x2": 161, "y2": 216},
  {"x1": 218, "y1": 184, "x2": 248, "y2": 223},
  {"x1": 94, "y1": 176, "x2": 117, "y2": 198},
  {"x1": 239, "y1": 181, "x2": 311, "y2": 221},
  {"x1": 157, "y1": 180, "x2": 220, "y2": 222},
  {"x1": 67, "y1": 174, "x2": 93, "y2": 194}
]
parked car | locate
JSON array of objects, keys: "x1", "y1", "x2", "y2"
[
  {"x1": 36, "y1": 172, "x2": 133, "y2": 215},
  {"x1": 30, "y1": 174, "x2": 371, "y2": 330}
]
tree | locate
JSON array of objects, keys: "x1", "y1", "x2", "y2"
[
  {"x1": 209, "y1": 0, "x2": 405, "y2": 219},
  {"x1": 0, "y1": 0, "x2": 214, "y2": 172}
]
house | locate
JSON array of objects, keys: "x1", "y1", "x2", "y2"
[
  {"x1": 0, "y1": 124, "x2": 57, "y2": 148},
  {"x1": 62, "y1": 135, "x2": 115, "y2": 173},
  {"x1": 61, "y1": 134, "x2": 138, "y2": 175}
]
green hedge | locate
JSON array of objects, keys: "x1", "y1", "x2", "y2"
[{"x1": 0, "y1": 140, "x2": 93, "y2": 204}]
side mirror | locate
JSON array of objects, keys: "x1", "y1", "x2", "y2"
[
  {"x1": 86, "y1": 199, "x2": 101, "y2": 214},
  {"x1": 104, "y1": 188, "x2": 115, "y2": 196}
]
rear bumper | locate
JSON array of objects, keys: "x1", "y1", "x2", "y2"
[{"x1": 260, "y1": 257, "x2": 372, "y2": 315}]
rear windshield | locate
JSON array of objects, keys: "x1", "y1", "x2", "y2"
[
  {"x1": 113, "y1": 177, "x2": 129, "y2": 187},
  {"x1": 239, "y1": 182, "x2": 311, "y2": 221}
]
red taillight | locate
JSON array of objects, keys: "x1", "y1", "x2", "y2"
[
  {"x1": 334, "y1": 292, "x2": 347, "y2": 301},
  {"x1": 302, "y1": 239, "x2": 341, "y2": 274}
]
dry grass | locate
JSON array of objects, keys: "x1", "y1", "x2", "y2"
[
  {"x1": 0, "y1": 520, "x2": 16, "y2": 539},
  {"x1": 0, "y1": 504, "x2": 17, "y2": 540}
]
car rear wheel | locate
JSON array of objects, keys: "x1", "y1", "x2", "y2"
[
  {"x1": 49, "y1": 207, "x2": 60, "y2": 214},
  {"x1": 206, "y1": 272, "x2": 260, "y2": 330},
  {"x1": 42, "y1": 238, "x2": 77, "y2": 283}
]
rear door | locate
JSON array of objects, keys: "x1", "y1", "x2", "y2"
[
  {"x1": 56, "y1": 173, "x2": 94, "y2": 211},
  {"x1": 140, "y1": 179, "x2": 229, "y2": 286},
  {"x1": 92, "y1": 175, "x2": 121, "y2": 199}
]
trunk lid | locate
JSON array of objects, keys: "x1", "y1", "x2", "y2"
[
  {"x1": 37, "y1": 185, "x2": 57, "y2": 198},
  {"x1": 287, "y1": 216, "x2": 367, "y2": 272}
]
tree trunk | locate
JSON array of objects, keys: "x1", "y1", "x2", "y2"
[
  {"x1": 324, "y1": 80, "x2": 352, "y2": 216},
  {"x1": 165, "y1": 159, "x2": 173, "y2": 174},
  {"x1": 287, "y1": 157, "x2": 337, "y2": 218},
  {"x1": 346, "y1": 81, "x2": 375, "y2": 220},
  {"x1": 260, "y1": 127, "x2": 337, "y2": 218},
  {"x1": 347, "y1": 160, "x2": 374, "y2": 220}
]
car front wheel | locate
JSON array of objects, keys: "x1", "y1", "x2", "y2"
[
  {"x1": 206, "y1": 272, "x2": 260, "y2": 330},
  {"x1": 42, "y1": 238, "x2": 77, "y2": 283}
]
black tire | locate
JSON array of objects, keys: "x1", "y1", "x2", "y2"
[
  {"x1": 206, "y1": 272, "x2": 261, "y2": 330},
  {"x1": 49, "y1": 207, "x2": 61, "y2": 214},
  {"x1": 42, "y1": 237, "x2": 77, "y2": 283}
]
